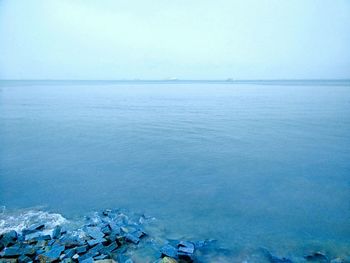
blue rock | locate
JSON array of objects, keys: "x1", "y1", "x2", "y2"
[
  {"x1": 100, "y1": 242, "x2": 118, "y2": 254},
  {"x1": 132, "y1": 230, "x2": 146, "y2": 238},
  {"x1": 125, "y1": 233, "x2": 140, "y2": 244},
  {"x1": 87, "y1": 238, "x2": 106, "y2": 247},
  {"x1": 161, "y1": 244, "x2": 178, "y2": 258},
  {"x1": 85, "y1": 227, "x2": 104, "y2": 240},
  {"x1": 89, "y1": 243, "x2": 104, "y2": 254},
  {"x1": 3, "y1": 246, "x2": 22, "y2": 256},
  {"x1": 94, "y1": 254, "x2": 109, "y2": 260},
  {"x1": 18, "y1": 255, "x2": 33, "y2": 263},
  {"x1": 80, "y1": 257, "x2": 94, "y2": 263},
  {"x1": 62, "y1": 248, "x2": 76, "y2": 259},
  {"x1": 108, "y1": 222, "x2": 121, "y2": 233},
  {"x1": 22, "y1": 224, "x2": 45, "y2": 235},
  {"x1": 52, "y1": 225, "x2": 61, "y2": 239},
  {"x1": 59, "y1": 235, "x2": 83, "y2": 247},
  {"x1": 41, "y1": 245, "x2": 65, "y2": 261},
  {"x1": 76, "y1": 245, "x2": 88, "y2": 254},
  {"x1": 22, "y1": 245, "x2": 36, "y2": 256},
  {"x1": 0, "y1": 230, "x2": 18, "y2": 247},
  {"x1": 101, "y1": 225, "x2": 111, "y2": 235},
  {"x1": 78, "y1": 252, "x2": 99, "y2": 262},
  {"x1": 178, "y1": 241, "x2": 195, "y2": 254}
]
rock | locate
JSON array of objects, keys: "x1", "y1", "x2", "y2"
[
  {"x1": 40, "y1": 245, "x2": 65, "y2": 261},
  {"x1": 132, "y1": 230, "x2": 146, "y2": 238},
  {"x1": 3, "y1": 246, "x2": 22, "y2": 257},
  {"x1": 22, "y1": 224, "x2": 45, "y2": 235},
  {"x1": 177, "y1": 241, "x2": 194, "y2": 254},
  {"x1": 0, "y1": 258, "x2": 17, "y2": 263},
  {"x1": 161, "y1": 257, "x2": 178, "y2": 263},
  {"x1": 305, "y1": 252, "x2": 328, "y2": 262},
  {"x1": 18, "y1": 255, "x2": 33, "y2": 263},
  {"x1": 89, "y1": 243, "x2": 104, "y2": 254},
  {"x1": 102, "y1": 209, "x2": 112, "y2": 216},
  {"x1": 78, "y1": 252, "x2": 99, "y2": 262},
  {"x1": 125, "y1": 233, "x2": 140, "y2": 244},
  {"x1": 100, "y1": 242, "x2": 118, "y2": 254},
  {"x1": 21, "y1": 245, "x2": 36, "y2": 256},
  {"x1": 94, "y1": 254, "x2": 109, "y2": 260},
  {"x1": 80, "y1": 257, "x2": 94, "y2": 263},
  {"x1": 62, "y1": 248, "x2": 76, "y2": 259},
  {"x1": 72, "y1": 253, "x2": 80, "y2": 260},
  {"x1": 86, "y1": 227, "x2": 105, "y2": 240},
  {"x1": 331, "y1": 259, "x2": 344, "y2": 263},
  {"x1": 87, "y1": 238, "x2": 106, "y2": 247},
  {"x1": 161, "y1": 244, "x2": 178, "y2": 258},
  {"x1": 0, "y1": 230, "x2": 18, "y2": 247},
  {"x1": 76, "y1": 245, "x2": 88, "y2": 254},
  {"x1": 52, "y1": 225, "x2": 61, "y2": 239}
]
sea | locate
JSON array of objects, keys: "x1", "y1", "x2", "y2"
[{"x1": 0, "y1": 80, "x2": 349, "y2": 261}]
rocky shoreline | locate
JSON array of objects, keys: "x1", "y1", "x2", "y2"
[
  {"x1": 0, "y1": 209, "x2": 214, "y2": 263},
  {"x1": 0, "y1": 209, "x2": 349, "y2": 263}
]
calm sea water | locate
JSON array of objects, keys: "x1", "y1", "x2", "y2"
[{"x1": 1, "y1": 81, "x2": 349, "y2": 260}]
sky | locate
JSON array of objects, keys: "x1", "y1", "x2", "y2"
[{"x1": 0, "y1": 0, "x2": 349, "y2": 80}]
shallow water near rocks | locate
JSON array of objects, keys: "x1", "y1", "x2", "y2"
[{"x1": 0, "y1": 80, "x2": 350, "y2": 261}]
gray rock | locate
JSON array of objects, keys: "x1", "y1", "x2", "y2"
[{"x1": 94, "y1": 254, "x2": 109, "y2": 260}]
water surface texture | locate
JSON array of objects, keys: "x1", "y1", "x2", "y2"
[{"x1": 1, "y1": 81, "x2": 349, "y2": 258}]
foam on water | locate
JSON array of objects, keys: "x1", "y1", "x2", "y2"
[{"x1": 0, "y1": 207, "x2": 68, "y2": 235}]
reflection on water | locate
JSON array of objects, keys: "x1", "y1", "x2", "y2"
[{"x1": 0, "y1": 81, "x2": 349, "y2": 259}]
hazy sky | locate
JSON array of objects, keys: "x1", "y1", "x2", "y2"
[{"x1": 0, "y1": 0, "x2": 349, "y2": 80}]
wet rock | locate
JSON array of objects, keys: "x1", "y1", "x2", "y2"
[
  {"x1": 305, "y1": 252, "x2": 328, "y2": 262},
  {"x1": 75, "y1": 245, "x2": 88, "y2": 254},
  {"x1": 100, "y1": 242, "x2": 118, "y2": 254},
  {"x1": 52, "y1": 225, "x2": 61, "y2": 239},
  {"x1": 0, "y1": 230, "x2": 18, "y2": 247},
  {"x1": 2, "y1": 246, "x2": 22, "y2": 257},
  {"x1": 94, "y1": 254, "x2": 109, "y2": 260},
  {"x1": 21, "y1": 245, "x2": 36, "y2": 256},
  {"x1": 161, "y1": 244, "x2": 178, "y2": 258},
  {"x1": 112, "y1": 253, "x2": 134, "y2": 263},
  {"x1": 18, "y1": 255, "x2": 33, "y2": 263},
  {"x1": 87, "y1": 237, "x2": 106, "y2": 247},
  {"x1": 22, "y1": 224, "x2": 45, "y2": 235},
  {"x1": 177, "y1": 241, "x2": 195, "y2": 254},
  {"x1": 86, "y1": 227, "x2": 105, "y2": 240},
  {"x1": 0, "y1": 259, "x2": 18, "y2": 263},
  {"x1": 330, "y1": 258, "x2": 344, "y2": 263},
  {"x1": 62, "y1": 248, "x2": 76, "y2": 259},
  {"x1": 125, "y1": 233, "x2": 140, "y2": 244},
  {"x1": 39, "y1": 245, "x2": 65, "y2": 261},
  {"x1": 80, "y1": 257, "x2": 94, "y2": 263},
  {"x1": 78, "y1": 251, "x2": 99, "y2": 262},
  {"x1": 101, "y1": 225, "x2": 111, "y2": 235},
  {"x1": 102, "y1": 209, "x2": 112, "y2": 217}
]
